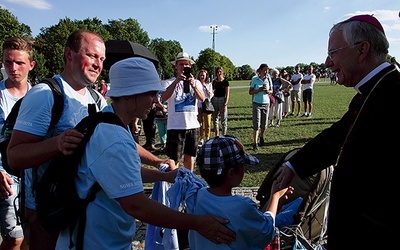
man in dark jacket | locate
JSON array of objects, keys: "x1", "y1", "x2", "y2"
[{"x1": 276, "y1": 14, "x2": 396, "y2": 249}]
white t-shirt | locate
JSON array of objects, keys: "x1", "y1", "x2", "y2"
[
  {"x1": 161, "y1": 77, "x2": 202, "y2": 130},
  {"x1": 290, "y1": 73, "x2": 303, "y2": 91},
  {"x1": 302, "y1": 73, "x2": 316, "y2": 91}
]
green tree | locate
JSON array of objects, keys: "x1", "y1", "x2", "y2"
[
  {"x1": 196, "y1": 48, "x2": 215, "y2": 80},
  {"x1": 105, "y1": 18, "x2": 150, "y2": 46},
  {"x1": 31, "y1": 51, "x2": 49, "y2": 84},
  {"x1": 196, "y1": 49, "x2": 235, "y2": 81},
  {"x1": 237, "y1": 64, "x2": 254, "y2": 80},
  {"x1": 35, "y1": 17, "x2": 111, "y2": 76},
  {"x1": 149, "y1": 38, "x2": 182, "y2": 79},
  {"x1": 0, "y1": 7, "x2": 32, "y2": 79},
  {"x1": 215, "y1": 54, "x2": 236, "y2": 81}
]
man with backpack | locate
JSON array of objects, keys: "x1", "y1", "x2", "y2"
[
  {"x1": 55, "y1": 56, "x2": 235, "y2": 249},
  {"x1": 5, "y1": 30, "x2": 108, "y2": 250},
  {"x1": 6, "y1": 30, "x2": 177, "y2": 249},
  {"x1": 0, "y1": 37, "x2": 35, "y2": 250}
]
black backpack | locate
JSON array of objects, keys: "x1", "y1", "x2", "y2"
[
  {"x1": 0, "y1": 78, "x2": 63, "y2": 177},
  {"x1": 0, "y1": 78, "x2": 101, "y2": 177},
  {"x1": 35, "y1": 110, "x2": 125, "y2": 249}
]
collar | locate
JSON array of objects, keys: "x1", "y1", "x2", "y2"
[{"x1": 354, "y1": 62, "x2": 391, "y2": 94}]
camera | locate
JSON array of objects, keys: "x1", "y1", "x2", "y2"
[
  {"x1": 183, "y1": 67, "x2": 191, "y2": 79},
  {"x1": 183, "y1": 67, "x2": 191, "y2": 93}
]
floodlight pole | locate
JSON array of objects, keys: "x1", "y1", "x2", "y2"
[{"x1": 210, "y1": 25, "x2": 218, "y2": 81}]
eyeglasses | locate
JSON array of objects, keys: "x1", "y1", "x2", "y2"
[{"x1": 327, "y1": 42, "x2": 362, "y2": 59}]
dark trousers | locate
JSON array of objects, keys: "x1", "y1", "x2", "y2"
[{"x1": 142, "y1": 108, "x2": 156, "y2": 146}]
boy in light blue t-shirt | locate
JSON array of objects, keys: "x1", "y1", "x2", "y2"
[{"x1": 189, "y1": 135, "x2": 294, "y2": 249}]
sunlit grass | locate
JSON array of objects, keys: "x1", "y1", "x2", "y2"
[{"x1": 144, "y1": 79, "x2": 355, "y2": 187}]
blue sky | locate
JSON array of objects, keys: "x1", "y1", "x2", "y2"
[{"x1": 2, "y1": 0, "x2": 400, "y2": 70}]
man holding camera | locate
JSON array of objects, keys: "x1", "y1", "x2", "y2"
[{"x1": 161, "y1": 52, "x2": 204, "y2": 171}]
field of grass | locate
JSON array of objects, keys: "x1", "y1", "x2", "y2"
[{"x1": 144, "y1": 78, "x2": 356, "y2": 187}]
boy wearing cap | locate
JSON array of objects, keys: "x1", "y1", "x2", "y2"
[
  {"x1": 55, "y1": 57, "x2": 235, "y2": 249},
  {"x1": 276, "y1": 14, "x2": 396, "y2": 249},
  {"x1": 161, "y1": 52, "x2": 205, "y2": 171},
  {"x1": 189, "y1": 135, "x2": 293, "y2": 249}
]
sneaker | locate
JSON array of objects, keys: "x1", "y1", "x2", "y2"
[
  {"x1": 276, "y1": 124, "x2": 280, "y2": 128},
  {"x1": 198, "y1": 138, "x2": 204, "y2": 147},
  {"x1": 307, "y1": 114, "x2": 312, "y2": 119},
  {"x1": 259, "y1": 137, "x2": 265, "y2": 146},
  {"x1": 288, "y1": 112, "x2": 294, "y2": 116},
  {"x1": 143, "y1": 144, "x2": 157, "y2": 151},
  {"x1": 301, "y1": 113, "x2": 307, "y2": 117},
  {"x1": 253, "y1": 143, "x2": 259, "y2": 150}
]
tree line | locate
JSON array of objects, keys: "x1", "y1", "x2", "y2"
[{"x1": 0, "y1": 7, "x2": 333, "y2": 83}]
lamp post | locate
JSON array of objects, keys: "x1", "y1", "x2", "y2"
[{"x1": 210, "y1": 25, "x2": 218, "y2": 81}]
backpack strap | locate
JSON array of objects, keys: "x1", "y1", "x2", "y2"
[
  {"x1": 87, "y1": 87, "x2": 102, "y2": 111},
  {"x1": 73, "y1": 111, "x2": 125, "y2": 250},
  {"x1": 40, "y1": 78, "x2": 64, "y2": 129},
  {"x1": 31, "y1": 78, "x2": 64, "y2": 195}
]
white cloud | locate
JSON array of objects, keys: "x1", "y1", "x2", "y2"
[
  {"x1": 5, "y1": 0, "x2": 52, "y2": 10},
  {"x1": 343, "y1": 10, "x2": 400, "y2": 32},
  {"x1": 346, "y1": 9, "x2": 398, "y2": 21},
  {"x1": 198, "y1": 25, "x2": 232, "y2": 33}
]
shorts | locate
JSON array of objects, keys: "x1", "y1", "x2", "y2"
[
  {"x1": 23, "y1": 207, "x2": 58, "y2": 249},
  {"x1": 290, "y1": 89, "x2": 301, "y2": 102},
  {"x1": 302, "y1": 89, "x2": 313, "y2": 103},
  {"x1": 252, "y1": 102, "x2": 269, "y2": 130},
  {"x1": 165, "y1": 129, "x2": 199, "y2": 162},
  {"x1": 0, "y1": 176, "x2": 23, "y2": 240}
]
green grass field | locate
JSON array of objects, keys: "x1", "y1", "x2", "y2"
[{"x1": 145, "y1": 78, "x2": 356, "y2": 187}]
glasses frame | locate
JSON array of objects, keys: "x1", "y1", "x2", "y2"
[{"x1": 327, "y1": 42, "x2": 362, "y2": 60}]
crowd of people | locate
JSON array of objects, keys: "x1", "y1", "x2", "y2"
[{"x1": 0, "y1": 13, "x2": 395, "y2": 249}]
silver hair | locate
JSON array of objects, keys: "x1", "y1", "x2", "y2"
[{"x1": 329, "y1": 19, "x2": 389, "y2": 60}]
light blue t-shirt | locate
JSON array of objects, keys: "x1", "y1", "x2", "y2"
[
  {"x1": 13, "y1": 75, "x2": 107, "y2": 209},
  {"x1": 188, "y1": 188, "x2": 276, "y2": 250},
  {"x1": 250, "y1": 75, "x2": 272, "y2": 105},
  {"x1": 0, "y1": 79, "x2": 31, "y2": 179},
  {"x1": 56, "y1": 105, "x2": 143, "y2": 250}
]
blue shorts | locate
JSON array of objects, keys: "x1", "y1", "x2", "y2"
[{"x1": 0, "y1": 174, "x2": 23, "y2": 240}]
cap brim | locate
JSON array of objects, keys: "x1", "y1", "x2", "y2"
[{"x1": 243, "y1": 153, "x2": 259, "y2": 165}]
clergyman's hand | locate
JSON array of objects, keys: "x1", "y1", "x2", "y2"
[{"x1": 276, "y1": 163, "x2": 295, "y2": 189}]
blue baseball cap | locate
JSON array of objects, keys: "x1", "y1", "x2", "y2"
[{"x1": 197, "y1": 135, "x2": 259, "y2": 175}]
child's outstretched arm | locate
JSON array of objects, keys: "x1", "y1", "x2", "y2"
[{"x1": 265, "y1": 180, "x2": 294, "y2": 216}]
